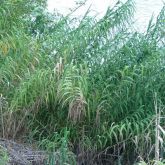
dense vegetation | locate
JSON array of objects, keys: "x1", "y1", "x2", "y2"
[{"x1": 0, "y1": 0, "x2": 165, "y2": 164}]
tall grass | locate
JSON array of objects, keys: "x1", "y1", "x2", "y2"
[{"x1": 0, "y1": 0, "x2": 165, "y2": 164}]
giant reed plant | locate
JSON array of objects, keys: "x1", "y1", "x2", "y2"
[{"x1": 0, "y1": 0, "x2": 165, "y2": 164}]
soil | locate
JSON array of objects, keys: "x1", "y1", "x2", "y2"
[{"x1": 0, "y1": 138, "x2": 47, "y2": 165}]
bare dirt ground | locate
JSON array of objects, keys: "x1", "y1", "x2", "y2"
[{"x1": 0, "y1": 138, "x2": 47, "y2": 165}]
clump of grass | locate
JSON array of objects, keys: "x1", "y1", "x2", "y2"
[{"x1": 0, "y1": 145, "x2": 9, "y2": 165}]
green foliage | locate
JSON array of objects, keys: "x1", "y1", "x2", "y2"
[
  {"x1": 0, "y1": 0, "x2": 165, "y2": 164},
  {"x1": 0, "y1": 146, "x2": 9, "y2": 165},
  {"x1": 135, "y1": 160, "x2": 165, "y2": 165},
  {"x1": 39, "y1": 128, "x2": 76, "y2": 165}
]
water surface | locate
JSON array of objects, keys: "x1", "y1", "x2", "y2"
[
  {"x1": 134, "y1": 0, "x2": 164, "y2": 32},
  {"x1": 48, "y1": 0, "x2": 164, "y2": 31}
]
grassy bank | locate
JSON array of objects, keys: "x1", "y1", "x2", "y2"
[{"x1": 0, "y1": 0, "x2": 165, "y2": 164}]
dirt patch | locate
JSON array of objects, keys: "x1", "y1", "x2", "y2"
[{"x1": 0, "y1": 138, "x2": 47, "y2": 165}]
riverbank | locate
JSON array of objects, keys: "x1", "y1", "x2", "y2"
[{"x1": 0, "y1": 0, "x2": 165, "y2": 164}]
